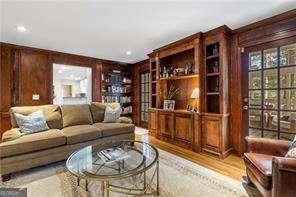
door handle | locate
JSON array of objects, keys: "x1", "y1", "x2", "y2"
[{"x1": 243, "y1": 105, "x2": 248, "y2": 110}]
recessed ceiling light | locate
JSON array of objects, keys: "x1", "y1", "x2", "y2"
[
  {"x1": 16, "y1": 26, "x2": 27, "y2": 32},
  {"x1": 126, "y1": 51, "x2": 132, "y2": 55}
]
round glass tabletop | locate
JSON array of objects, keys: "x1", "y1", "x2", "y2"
[{"x1": 66, "y1": 140, "x2": 158, "y2": 180}]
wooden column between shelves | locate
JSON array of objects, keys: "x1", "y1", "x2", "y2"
[{"x1": 201, "y1": 26, "x2": 232, "y2": 158}]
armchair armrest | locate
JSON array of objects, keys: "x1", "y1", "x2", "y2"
[
  {"x1": 272, "y1": 157, "x2": 296, "y2": 196},
  {"x1": 273, "y1": 157, "x2": 296, "y2": 173},
  {"x1": 245, "y1": 136, "x2": 290, "y2": 156}
]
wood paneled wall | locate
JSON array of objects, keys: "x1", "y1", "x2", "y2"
[
  {"x1": 132, "y1": 59, "x2": 150, "y2": 127},
  {"x1": 0, "y1": 43, "x2": 129, "y2": 135}
]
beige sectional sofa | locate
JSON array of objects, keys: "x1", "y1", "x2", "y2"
[{"x1": 0, "y1": 103, "x2": 135, "y2": 181}]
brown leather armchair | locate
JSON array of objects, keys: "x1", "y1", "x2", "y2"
[{"x1": 244, "y1": 136, "x2": 296, "y2": 197}]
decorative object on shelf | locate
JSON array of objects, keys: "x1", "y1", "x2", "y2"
[
  {"x1": 213, "y1": 61, "x2": 219, "y2": 73},
  {"x1": 164, "y1": 100, "x2": 175, "y2": 110},
  {"x1": 186, "y1": 104, "x2": 196, "y2": 112},
  {"x1": 163, "y1": 85, "x2": 180, "y2": 110},
  {"x1": 167, "y1": 85, "x2": 180, "y2": 100},
  {"x1": 190, "y1": 88, "x2": 200, "y2": 112},
  {"x1": 213, "y1": 44, "x2": 219, "y2": 56}
]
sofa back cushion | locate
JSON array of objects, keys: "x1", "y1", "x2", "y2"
[
  {"x1": 61, "y1": 104, "x2": 93, "y2": 127},
  {"x1": 10, "y1": 105, "x2": 62, "y2": 129},
  {"x1": 90, "y1": 102, "x2": 106, "y2": 123}
]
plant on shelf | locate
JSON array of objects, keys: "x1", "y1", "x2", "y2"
[
  {"x1": 164, "y1": 85, "x2": 180, "y2": 110},
  {"x1": 167, "y1": 85, "x2": 180, "y2": 99}
]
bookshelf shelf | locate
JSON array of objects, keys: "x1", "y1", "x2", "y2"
[{"x1": 159, "y1": 74, "x2": 198, "y2": 81}]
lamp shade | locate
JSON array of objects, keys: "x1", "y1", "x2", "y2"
[{"x1": 190, "y1": 88, "x2": 200, "y2": 99}]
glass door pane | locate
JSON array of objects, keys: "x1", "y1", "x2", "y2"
[
  {"x1": 248, "y1": 43, "x2": 296, "y2": 140},
  {"x1": 140, "y1": 72, "x2": 150, "y2": 123}
]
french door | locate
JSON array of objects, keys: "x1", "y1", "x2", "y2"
[
  {"x1": 242, "y1": 38, "x2": 296, "y2": 140},
  {"x1": 140, "y1": 72, "x2": 150, "y2": 128}
]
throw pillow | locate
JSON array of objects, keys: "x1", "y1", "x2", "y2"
[
  {"x1": 103, "y1": 103, "x2": 122, "y2": 123},
  {"x1": 14, "y1": 110, "x2": 49, "y2": 134},
  {"x1": 286, "y1": 147, "x2": 296, "y2": 158},
  {"x1": 285, "y1": 135, "x2": 296, "y2": 158},
  {"x1": 289, "y1": 135, "x2": 296, "y2": 149}
]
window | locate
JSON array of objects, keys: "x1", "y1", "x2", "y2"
[
  {"x1": 140, "y1": 72, "x2": 150, "y2": 124},
  {"x1": 248, "y1": 43, "x2": 296, "y2": 140}
]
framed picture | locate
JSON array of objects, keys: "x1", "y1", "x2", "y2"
[{"x1": 163, "y1": 100, "x2": 175, "y2": 110}]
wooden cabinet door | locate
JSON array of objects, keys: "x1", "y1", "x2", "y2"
[
  {"x1": 158, "y1": 111, "x2": 174, "y2": 138},
  {"x1": 202, "y1": 116, "x2": 221, "y2": 151},
  {"x1": 18, "y1": 50, "x2": 50, "y2": 106},
  {"x1": 174, "y1": 113, "x2": 193, "y2": 143},
  {"x1": 148, "y1": 109, "x2": 157, "y2": 136}
]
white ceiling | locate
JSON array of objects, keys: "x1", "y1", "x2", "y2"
[{"x1": 1, "y1": 0, "x2": 295, "y2": 63}]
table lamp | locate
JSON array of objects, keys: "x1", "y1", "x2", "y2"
[{"x1": 190, "y1": 88, "x2": 200, "y2": 112}]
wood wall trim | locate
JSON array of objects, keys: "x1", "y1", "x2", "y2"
[
  {"x1": 148, "y1": 32, "x2": 201, "y2": 56},
  {"x1": 233, "y1": 9, "x2": 296, "y2": 34},
  {"x1": 0, "y1": 42, "x2": 129, "y2": 65}
]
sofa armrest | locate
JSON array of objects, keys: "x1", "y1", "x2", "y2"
[
  {"x1": 245, "y1": 136, "x2": 290, "y2": 156},
  {"x1": 1, "y1": 128, "x2": 22, "y2": 142},
  {"x1": 116, "y1": 117, "x2": 133, "y2": 124},
  {"x1": 272, "y1": 157, "x2": 296, "y2": 196}
]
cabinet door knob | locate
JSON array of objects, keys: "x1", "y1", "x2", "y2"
[{"x1": 243, "y1": 105, "x2": 248, "y2": 110}]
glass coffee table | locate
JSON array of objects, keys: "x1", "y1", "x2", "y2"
[{"x1": 66, "y1": 140, "x2": 159, "y2": 196}]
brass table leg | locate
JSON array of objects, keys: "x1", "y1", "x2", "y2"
[
  {"x1": 156, "y1": 159, "x2": 159, "y2": 196},
  {"x1": 101, "y1": 181, "x2": 105, "y2": 197},
  {"x1": 106, "y1": 181, "x2": 110, "y2": 197},
  {"x1": 85, "y1": 179, "x2": 88, "y2": 191}
]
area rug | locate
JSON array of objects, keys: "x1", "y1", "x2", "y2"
[{"x1": 0, "y1": 149, "x2": 257, "y2": 197}]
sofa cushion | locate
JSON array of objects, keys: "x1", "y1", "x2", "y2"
[
  {"x1": 0, "y1": 129, "x2": 66, "y2": 158},
  {"x1": 62, "y1": 125, "x2": 102, "y2": 145},
  {"x1": 244, "y1": 153, "x2": 273, "y2": 190},
  {"x1": 10, "y1": 105, "x2": 62, "y2": 129},
  {"x1": 90, "y1": 102, "x2": 106, "y2": 123},
  {"x1": 93, "y1": 122, "x2": 134, "y2": 137},
  {"x1": 61, "y1": 104, "x2": 93, "y2": 127}
]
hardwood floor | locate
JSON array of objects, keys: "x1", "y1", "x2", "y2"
[{"x1": 135, "y1": 133, "x2": 246, "y2": 181}]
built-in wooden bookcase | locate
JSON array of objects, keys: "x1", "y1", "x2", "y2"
[
  {"x1": 148, "y1": 33, "x2": 202, "y2": 151},
  {"x1": 101, "y1": 63, "x2": 133, "y2": 118},
  {"x1": 201, "y1": 26, "x2": 231, "y2": 158}
]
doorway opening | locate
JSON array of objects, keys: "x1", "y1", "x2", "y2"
[{"x1": 53, "y1": 64, "x2": 92, "y2": 105}]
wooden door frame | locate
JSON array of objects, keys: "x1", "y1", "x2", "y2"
[{"x1": 241, "y1": 36, "x2": 296, "y2": 145}]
